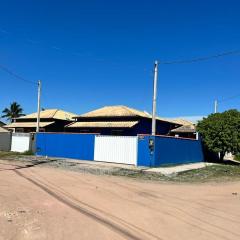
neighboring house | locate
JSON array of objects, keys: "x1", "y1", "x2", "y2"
[
  {"x1": 0, "y1": 126, "x2": 9, "y2": 133},
  {"x1": 0, "y1": 121, "x2": 8, "y2": 133},
  {"x1": 0, "y1": 122, "x2": 11, "y2": 151},
  {"x1": 66, "y1": 105, "x2": 181, "y2": 136},
  {"x1": 4, "y1": 109, "x2": 77, "y2": 133},
  {"x1": 170, "y1": 124, "x2": 197, "y2": 139},
  {"x1": 0, "y1": 121, "x2": 5, "y2": 127},
  {"x1": 170, "y1": 118, "x2": 194, "y2": 126}
]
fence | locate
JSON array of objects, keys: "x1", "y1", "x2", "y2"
[
  {"x1": 36, "y1": 133, "x2": 95, "y2": 160},
  {"x1": 138, "y1": 135, "x2": 204, "y2": 167},
  {"x1": 35, "y1": 133, "x2": 204, "y2": 167},
  {"x1": 0, "y1": 132, "x2": 11, "y2": 151}
]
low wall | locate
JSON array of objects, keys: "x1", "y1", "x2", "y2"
[
  {"x1": 36, "y1": 133, "x2": 204, "y2": 167},
  {"x1": 11, "y1": 133, "x2": 31, "y2": 153},
  {"x1": 36, "y1": 133, "x2": 95, "y2": 160},
  {"x1": 0, "y1": 132, "x2": 11, "y2": 151},
  {"x1": 137, "y1": 135, "x2": 204, "y2": 167}
]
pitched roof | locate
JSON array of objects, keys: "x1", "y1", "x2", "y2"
[
  {"x1": 171, "y1": 118, "x2": 193, "y2": 126},
  {"x1": 66, "y1": 121, "x2": 139, "y2": 128},
  {"x1": 170, "y1": 124, "x2": 196, "y2": 133},
  {"x1": 16, "y1": 109, "x2": 77, "y2": 121},
  {"x1": 76, "y1": 105, "x2": 178, "y2": 124},
  {"x1": 5, "y1": 122, "x2": 55, "y2": 128},
  {"x1": 78, "y1": 105, "x2": 149, "y2": 118}
]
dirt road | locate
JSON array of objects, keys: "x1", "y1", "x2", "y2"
[{"x1": 0, "y1": 160, "x2": 240, "y2": 240}]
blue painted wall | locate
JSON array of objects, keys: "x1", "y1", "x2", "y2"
[
  {"x1": 36, "y1": 133, "x2": 204, "y2": 166},
  {"x1": 137, "y1": 135, "x2": 154, "y2": 166},
  {"x1": 137, "y1": 135, "x2": 204, "y2": 167},
  {"x1": 36, "y1": 133, "x2": 95, "y2": 160}
]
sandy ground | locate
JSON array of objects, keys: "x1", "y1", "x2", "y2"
[{"x1": 0, "y1": 160, "x2": 240, "y2": 240}]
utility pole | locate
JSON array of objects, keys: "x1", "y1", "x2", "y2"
[
  {"x1": 151, "y1": 61, "x2": 158, "y2": 135},
  {"x1": 36, "y1": 80, "x2": 41, "y2": 132},
  {"x1": 214, "y1": 99, "x2": 218, "y2": 114}
]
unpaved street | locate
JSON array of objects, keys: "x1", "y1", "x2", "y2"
[{"x1": 0, "y1": 160, "x2": 240, "y2": 240}]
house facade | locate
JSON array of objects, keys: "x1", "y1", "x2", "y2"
[
  {"x1": 5, "y1": 109, "x2": 77, "y2": 133},
  {"x1": 66, "y1": 105, "x2": 181, "y2": 136},
  {"x1": 0, "y1": 126, "x2": 8, "y2": 133},
  {"x1": 0, "y1": 121, "x2": 5, "y2": 128}
]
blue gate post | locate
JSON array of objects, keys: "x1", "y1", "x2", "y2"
[{"x1": 137, "y1": 135, "x2": 155, "y2": 167}]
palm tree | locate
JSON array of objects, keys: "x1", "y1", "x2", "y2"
[{"x1": 2, "y1": 102, "x2": 25, "y2": 121}]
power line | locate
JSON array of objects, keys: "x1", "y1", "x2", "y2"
[
  {"x1": 0, "y1": 63, "x2": 36, "y2": 85},
  {"x1": 160, "y1": 49, "x2": 240, "y2": 65},
  {"x1": 219, "y1": 93, "x2": 240, "y2": 103}
]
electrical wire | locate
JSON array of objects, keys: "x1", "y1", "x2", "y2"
[
  {"x1": 219, "y1": 93, "x2": 240, "y2": 103},
  {"x1": 160, "y1": 49, "x2": 240, "y2": 65},
  {"x1": 0, "y1": 63, "x2": 36, "y2": 85}
]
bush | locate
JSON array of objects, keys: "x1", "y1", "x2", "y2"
[
  {"x1": 197, "y1": 109, "x2": 240, "y2": 161},
  {"x1": 235, "y1": 154, "x2": 240, "y2": 161}
]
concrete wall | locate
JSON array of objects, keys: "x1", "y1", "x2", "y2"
[
  {"x1": 137, "y1": 135, "x2": 204, "y2": 167},
  {"x1": 36, "y1": 133, "x2": 204, "y2": 167},
  {"x1": 36, "y1": 133, "x2": 95, "y2": 160},
  {"x1": 0, "y1": 132, "x2": 11, "y2": 151}
]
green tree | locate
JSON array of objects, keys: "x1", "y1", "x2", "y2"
[
  {"x1": 1, "y1": 102, "x2": 25, "y2": 121},
  {"x1": 197, "y1": 109, "x2": 240, "y2": 161}
]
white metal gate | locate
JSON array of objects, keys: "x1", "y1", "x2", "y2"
[
  {"x1": 94, "y1": 135, "x2": 138, "y2": 165},
  {"x1": 11, "y1": 133, "x2": 31, "y2": 153}
]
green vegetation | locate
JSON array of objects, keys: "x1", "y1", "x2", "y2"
[
  {"x1": 234, "y1": 154, "x2": 240, "y2": 161},
  {"x1": 23, "y1": 150, "x2": 34, "y2": 155},
  {"x1": 169, "y1": 164, "x2": 240, "y2": 182},
  {"x1": 1, "y1": 102, "x2": 25, "y2": 121},
  {"x1": 0, "y1": 151, "x2": 22, "y2": 158},
  {"x1": 112, "y1": 164, "x2": 240, "y2": 183},
  {"x1": 0, "y1": 150, "x2": 33, "y2": 159},
  {"x1": 197, "y1": 109, "x2": 240, "y2": 161},
  {"x1": 1, "y1": 151, "x2": 240, "y2": 183}
]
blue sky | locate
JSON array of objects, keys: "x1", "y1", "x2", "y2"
[{"x1": 0, "y1": 0, "x2": 240, "y2": 120}]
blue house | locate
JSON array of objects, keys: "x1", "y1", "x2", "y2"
[{"x1": 66, "y1": 105, "x2": 181, "y2": 136}]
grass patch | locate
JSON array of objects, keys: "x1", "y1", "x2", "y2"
[
  {"x1": 0, "y1": 150, "x2": 33, "y2": 159},
  {"x1": 0, "y1": 151, "x2": 22, "y2": 157},
  {"x1": 112, "y1": 164, "x2": 240, "y2": 183},
  {"x1": 170, "y1": 164, "x2": 240, "y2": 182},
  {"x1": 22, "y1": 150, "x2": 34, "y2": 155}
]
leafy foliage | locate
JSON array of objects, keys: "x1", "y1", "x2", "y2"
[
  {"x1": 1, "y1": 102, "x2": 25, "y2": 121},
  {"x1": 197, "y1": 109, "x2": 240, "y2": 161},
  {"x1": 235, "y1": 154, "x2": 240, "y2": 161}
]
